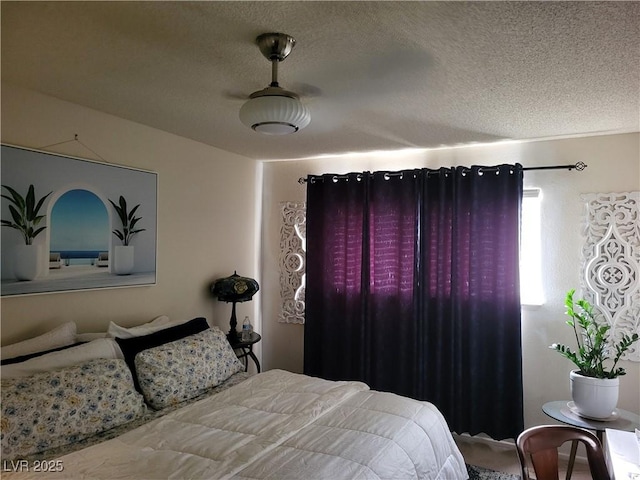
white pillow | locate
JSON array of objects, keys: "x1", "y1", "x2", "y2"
[
  {"x1": 107, "y1": 315, "x2": 195, "y2": 339},
  {"x1": 1, "y1": 338, "x2": 123, "y2": 378},
  {"x1": 1, "y1": 321, "x2": 77, "y2": 360},
  {"x1": 76, "y1": 332, "x2": 108, "y2": 342}
]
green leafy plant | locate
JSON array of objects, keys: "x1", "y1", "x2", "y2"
[
  {"x1": 550, "y1": 289, "x2": 639, "y2": 378},
  {"x1": 108, "y1": 195, "x2": 145, "y2": 246},
  {"x1": 1, "y1": 184, "x2": 52, "y2": 245}
]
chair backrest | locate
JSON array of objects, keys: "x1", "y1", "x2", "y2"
[{"x1": 516, "y1": 425, "x2": 610, "y2": 480}]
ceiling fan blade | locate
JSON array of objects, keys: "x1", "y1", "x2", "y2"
[
  {"x1": 223, "y1": 89, "x2": 250, "y2": 100},
  {"x1": 289, "y1": 82, "x2": 323, "y2": 98},
  {"x1": 299, "y1": 48, "x2": 434, "y2": 102}
]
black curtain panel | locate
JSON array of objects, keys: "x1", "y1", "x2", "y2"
[{"x1": 304, "y1": 165, "x2": 524, "y2": 440}]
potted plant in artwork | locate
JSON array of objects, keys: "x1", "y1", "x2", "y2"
[
  {"x1": 109, "y1": 195, "x2": 145, "y2": 275},
  {"x1": 1, "y1": 184, "x2": 52, "y2": 280},
  {"x1": 550, "y1": 289, "x2": 639, "y2": 420}
]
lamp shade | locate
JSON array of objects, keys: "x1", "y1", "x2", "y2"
[
  {"x1": 210, "y1": 271, "x2": 259, "y2": 303},
  {"x1": 240, "y1": 95, "x2": 310, "y2": 135}
]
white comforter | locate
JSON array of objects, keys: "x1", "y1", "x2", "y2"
[{"x1": 6, "y1": 370, "x2": 467, "y2": 479}]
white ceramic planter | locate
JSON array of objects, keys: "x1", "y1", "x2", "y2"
[
  {"x1": 14, "y1": 244, "x2": 42, "y2": 281},
  {"x1": 113, "y1": 245, "x2": 134, "y2": 275},
  {"x1": 570, "y1": 370, "x2": 619, "y2": 420}
]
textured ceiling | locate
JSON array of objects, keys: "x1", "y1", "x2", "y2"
[{"x1": 1, "y1": 1, "x2": 639, "y2": 160}]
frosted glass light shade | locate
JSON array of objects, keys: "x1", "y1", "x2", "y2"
[{"x1": 240, "y1": 95, "x2": 310, "y2": 135}]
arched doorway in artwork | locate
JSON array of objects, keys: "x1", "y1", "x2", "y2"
[{"x1": 49, "y1": 188, "x2": 110, "y2": 270}]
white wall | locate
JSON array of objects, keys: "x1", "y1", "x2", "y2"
[
  {"x1": 1, "y1": 83, "x2": 261, "y2": 355},
  {"x1": 261, "y1": 133, "x2": 640, "y2": 429}
]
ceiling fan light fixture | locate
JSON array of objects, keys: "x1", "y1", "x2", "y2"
[
  {"x1": 240, "y1": 32, "x2": 310, "y2": 135},
  {"x1": 240, "y1": 94, "x2": 310, "y2": 135}
]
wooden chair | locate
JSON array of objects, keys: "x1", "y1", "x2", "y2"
[{"x1": 516, "y1": 425, "x2": 610, "y2": 480}]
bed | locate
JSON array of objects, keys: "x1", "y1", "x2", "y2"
[{"x1": 1, "y1": 317, "x2": 467, "y2": 479}]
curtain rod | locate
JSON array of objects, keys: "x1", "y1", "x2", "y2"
[
  {"x1": 297, "y1": 162, "x2": 587, "y2": 184},
  {"x1": 522, "y1": 162, "x2": 587, "y2": 171}
]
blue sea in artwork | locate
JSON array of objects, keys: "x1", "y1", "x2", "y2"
[{"x1": 54, "y1": 250, "x2": 102, "y2": 259}]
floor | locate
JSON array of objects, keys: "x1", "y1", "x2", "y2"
[{"x1": 454, "y1": 434, "x2": 593, "y2": 479}]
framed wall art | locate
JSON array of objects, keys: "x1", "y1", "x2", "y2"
[
  {"x1": 1, "y1": 144, "x2": 157, "y2": 296},
  {"x1": 580, "y1": 191, "x2": 639, "y2": 362}
]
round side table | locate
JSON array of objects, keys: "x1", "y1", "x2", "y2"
[
  {"x1": 229, "y1": 332, "x2": 261, "y2": 373},
  {"x1": 542, "y1": 400, "x2": 640, "y2": 480}
]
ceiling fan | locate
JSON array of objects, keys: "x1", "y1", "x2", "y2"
[{"x1": 239, "y1": 33, "x2": 311, "y2": 135}]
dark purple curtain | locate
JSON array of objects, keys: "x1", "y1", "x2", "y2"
[{"x1": 304, "y1": 165, "x2": 523, "y2": 440}]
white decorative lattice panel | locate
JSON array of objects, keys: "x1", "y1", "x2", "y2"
[
  {"x1": 580, "y1": 191, "x2": 640, "y2": 362},
  {"x1": 279, "y1": 202, "x2": 306, "y2": 324}
]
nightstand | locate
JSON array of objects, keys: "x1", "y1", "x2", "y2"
[{"x1": 229, "y1": 332, "x2": 261, "y2": 373}]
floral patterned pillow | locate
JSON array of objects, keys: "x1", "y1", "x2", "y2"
[
  {"x1": 135, "y1": 327, "x2": 244, "y2": 410},
  {"x1": 1, "y1": 358, "x2": 146, "y2": 460}
]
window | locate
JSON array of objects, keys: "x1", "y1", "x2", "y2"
[
  {"x1": 280, "y1": 190, "x2": 543, "y2": 319},
  {"x1": 520, "y1": 188, "x2": 544, "y2": 305}
]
